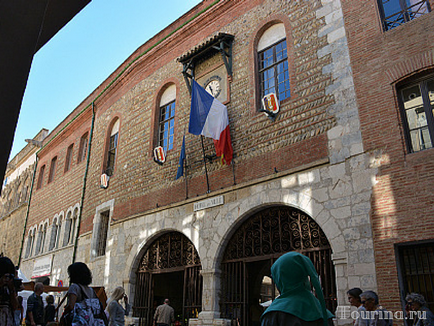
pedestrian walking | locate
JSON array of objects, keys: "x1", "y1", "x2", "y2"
[
  {"x1": 62, "y1": 262, "x2": 107, "y2": 326},
  {"x1": 106, "y1": 287, "x2": 130, "y2": 326},
  {"x1": 14, "y1": 296, "x2": 23, "y2": 326},
  {"x1": 43, "y1": 295, "x2": 55, "y2": 326},
  {"x1": 347, "y1": 288, "x2": 367, "y2": 326},
  {"x1": 260, "y1": 251, "x2": 333, "y2": 326},
  {"x1": 25, "y1": 283, "x2": 44, "y2": 326},
  {"x1": 0, "y1": 257, "x2": 19, "y2": 326},
  {"x1": 405, "y1": 293, "x2": 434, "y2": 326},
  {"x1": 153, "y1": 299, "x2": 174, "y2": 326},
  {"x1": 360, "y1": 291, "x2": 391, "y2": 326}
]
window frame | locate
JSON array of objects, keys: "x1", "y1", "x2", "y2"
[
  {"x1": 77, "y1": 133, "x2": 89, "y2": 164},
  {"x1": 397, "y1": 73, "x2": 434, "y2": 153},
  {"x1": 48, "y1": 156, "x2": 57, "y2": 183},
  {"x1": 396, "y1": 240, "x2": 434, "y2": 312},
  {"x1": 63, "y1": 211, "x2": 72, "y2": 247},
  {"x1": 25, "y1": 229, "x2": 34, "y2": 258},
  {"x1": 258, "y1": 38, "x2": 291, "y2": 103},
  {"x1": 40, "y1": 223, "x2": 47, "y2": 254},
  {"x1": 90, "y1": 199, "x2": 113, "y2": 260},
  {"x1": 65, "y1": 144, "x2": 74, "y2": 173},
  {"x1": 158, "y1": 100, "x2": 176, "y2": 153},
  {"x1": 96, "y1": 210, "x2": 110, "y2": 257},
  {"x1": 36, "y1": 165, "x2": 45, "y2": 189},
  {"x1": 377, "y1": 0, "x2": 431, "y2": 31},
  {"x1": 105, "y1": 132, "x2": 118, "y2": 176},
  {"x1": 49, "y1": 217, "x2": 60, "y2": 251}
]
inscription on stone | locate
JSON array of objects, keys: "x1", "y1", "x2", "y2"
[{"x1": 194, "y1": 195, "x2": 224, "y2": 211}]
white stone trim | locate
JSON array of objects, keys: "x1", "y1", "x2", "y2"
[{"x1": 90, "y1": 199, "x2": 115, "y2": 259}]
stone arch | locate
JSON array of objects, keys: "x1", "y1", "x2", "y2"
[
  {"x1": 131, "y1": 230, "x2": 202, "y2": 326},
  {"x1": 126, "y1": 228, "x2": 196, "y2": 300},
  {"x1": 385, "y1": 50, "x2": 434, "y2": 84},
  {"x1": 217, "y1": 204, "x2": 336, "y2": 326},
  {"x1": 212, "y1": 189, "x2": 344, "y2": 271}
]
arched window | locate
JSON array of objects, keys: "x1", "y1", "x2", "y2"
[
  {"x1": 65, "y1": 143, "x2": 74, "y2": 172},
  {"x1": 40, "y1": 223, "x2": 47, "y2": 254},
  {"x1": 35, "y1": 224, "x2": 46, "y2": 256},
  {"x1": 70, "y1": 207, "x2": 79, "y2": 245},
  {"x1": 158, "y1": 85, "x2": 176, "y2": 153},
  {"x1": 48, "y1": 156, "x2": 57, "y2": 183},
  {"x1": 78, "y1": 132, "x2": 89, "y2": 164},
  {"x1": 257, "y1": 23, "x2": 290, "y2": 103},
  {"x1": 105, "y1": 119, "x2": 120, "y2": 176},
  {"x1": 25, "y1": 229, "x2": 35, "y2": 258},
  {"x1": 36, "y1": 165, "x2": 45, "y2": 189},
  {"x1": 49, "y1": 216, "x2": 61, "y2": 251},
  {"x1": 63, "y1": 211, "x2": 72, "y2": 247}
]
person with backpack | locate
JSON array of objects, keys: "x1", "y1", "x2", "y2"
[{"x1": 63, "y1": 262, "x2": 107, "y2": 326}]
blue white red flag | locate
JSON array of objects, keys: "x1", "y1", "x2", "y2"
[{"x1": 188, "y1": 80, "x2": 233, "y2": 165}]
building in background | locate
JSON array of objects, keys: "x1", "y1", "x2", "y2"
[
  {"x1": 1, "y1": 1, "x2": 433, "y2": 326},
  {"x1": 0, "y1": 129, "x2": 48, "y2": 263}
]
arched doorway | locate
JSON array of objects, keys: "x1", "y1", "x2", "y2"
[
  {"x1": 220, "y1": 206, "x2": 337, "y2": 326},
  {"x1": 134, "y1": 232, "x2": 202, "y2": 326}
]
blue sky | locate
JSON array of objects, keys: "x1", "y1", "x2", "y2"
[{"x1": 10, "y1": 0, "x2": 201, "y2": 160}]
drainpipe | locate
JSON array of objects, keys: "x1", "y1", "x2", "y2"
[
  {"x1": 17, "y1": 155, "x2": 39, "y2": 268},
  {"x1": 72, "y1": 102, "x2": 96, "y2": 263}
]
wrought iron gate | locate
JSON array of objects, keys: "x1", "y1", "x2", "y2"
[
  {"x1": 134, "y1": 232, "x2": 202, "y2": 326},
  {"x1": 220, "y1": 206, "x2": 337, "y2": 326}
]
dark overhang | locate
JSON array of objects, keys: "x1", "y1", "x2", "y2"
[
  {"x1": 177, "y1": 33, "x2": 234, "y2": 93},
  {"x1": 0, "y1": 0, "x2": 91, "y2": 195}
]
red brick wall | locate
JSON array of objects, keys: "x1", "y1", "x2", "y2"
[
  {"x1": 27, "y1": 111, "x2": 92, "y2": 230},
  {"x1": 341, "y1": 0, "x2": 434, "y2": 312}
]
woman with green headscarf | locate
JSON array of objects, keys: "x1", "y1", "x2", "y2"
[{"x1": 261, "y1": 252, "x2": 334, "y2": 326}]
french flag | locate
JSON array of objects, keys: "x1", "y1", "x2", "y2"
[{"x1": 189, "y1": 80, "x2": 233, "y2": 165}]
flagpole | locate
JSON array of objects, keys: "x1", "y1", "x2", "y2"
[
  {"x1": 183, "y1": 130, "x2": 188, "y2": 199},
  {"x1": 232, "y1": 160, "x2": 236, "y2": 185},
  {"x1": 200, "y1": 135, "x2": 211, "y2": 193}
]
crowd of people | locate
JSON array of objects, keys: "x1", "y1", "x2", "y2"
[
  {"x1": 0, "y1": 257, "x2": 132, "y2": 326},
  {"x1": 346, "y1": 287, "x2": 434, "y2": 326},
  {"x1": 2, "y1": 253, "x2": 434, "y2": 326}
]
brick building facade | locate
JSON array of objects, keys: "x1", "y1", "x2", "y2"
[
  {"x1": 341, "y1": 0, "x2": 434, "y2": 316},
  {"x1": 2, "y1": 0, "x2": 431, "y2": 325}
]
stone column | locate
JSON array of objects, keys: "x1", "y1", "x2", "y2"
[
  {"x1": 332, "y1": 252, "x2": 351, "y2": 326},
  {"x1": 189, "y1": 269, "x2": 230, "y2": 326}
]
